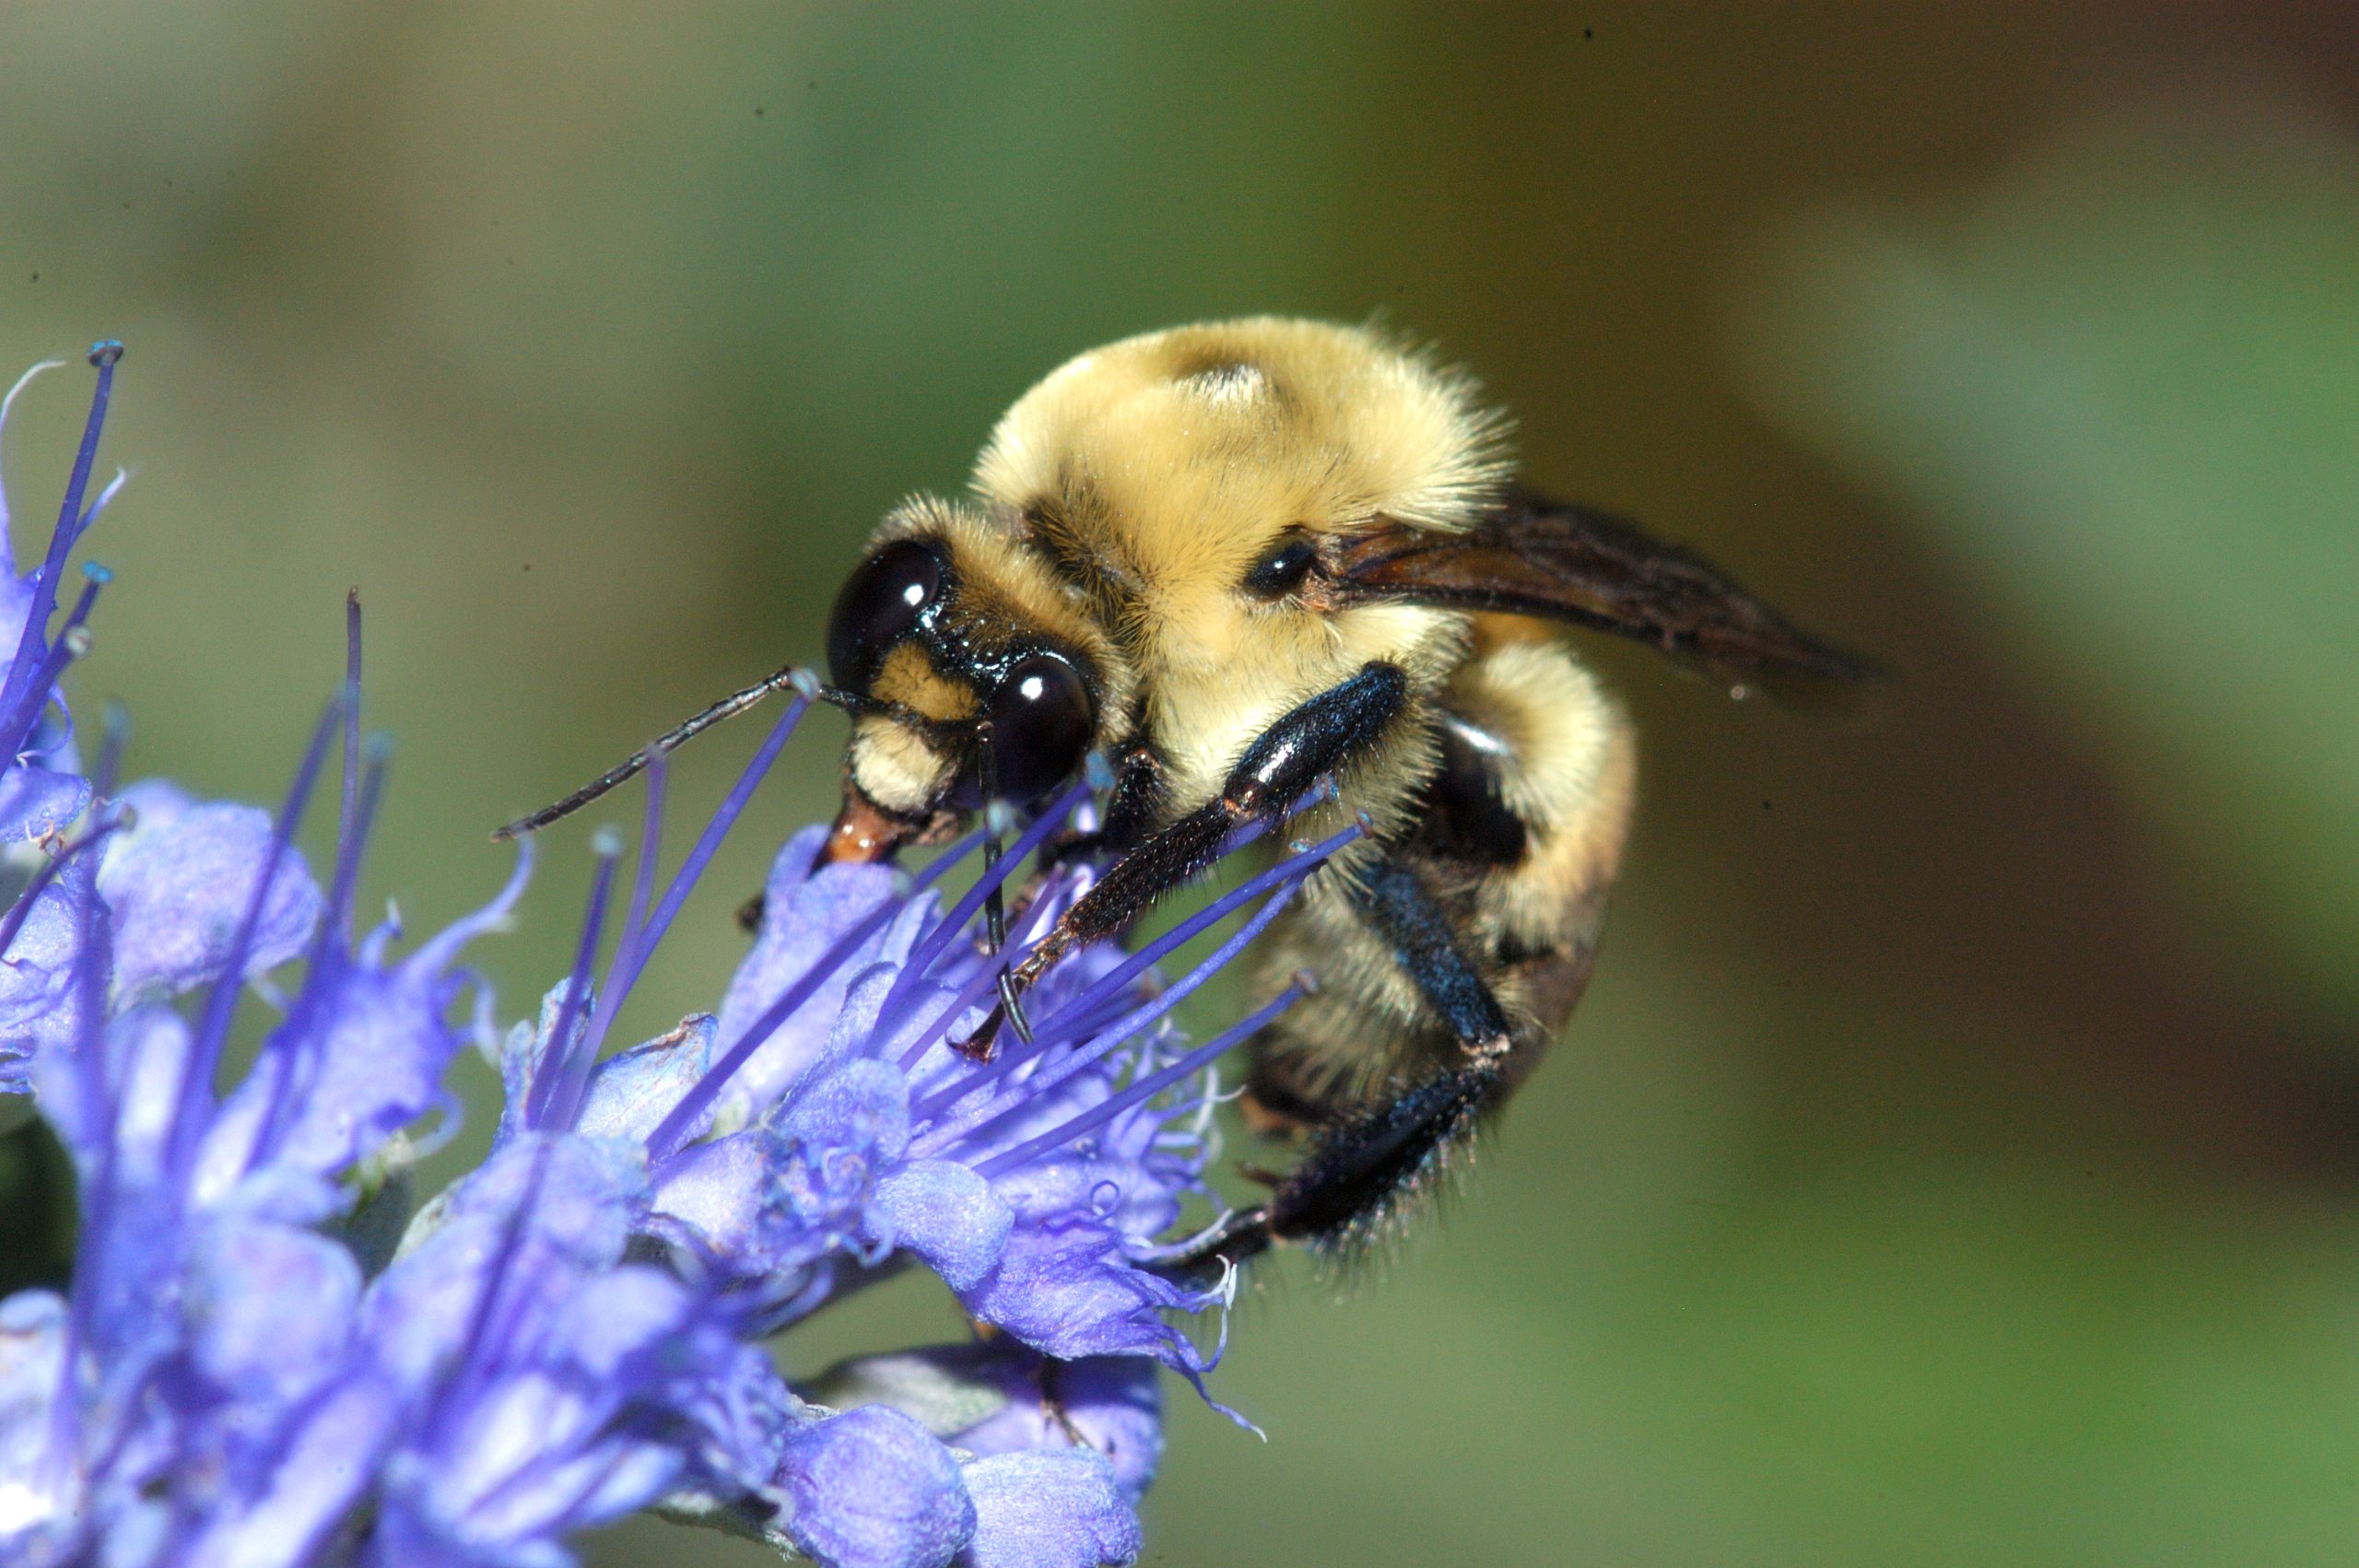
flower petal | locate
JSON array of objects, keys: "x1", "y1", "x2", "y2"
[
  {"x1": 367, "y1": 1135, "x2": 644, "y2": 1388},
  {"x1": 957, "y1": 1451, "x2": 1140, "y2": 1568},
  {"x1": 0, "y1": 848, "x2": 94, "y2": 1093},
  {"x1": 872, "y1": 1160, "x2": 1013, "y2": 1293},
  {"x1": 945, "y1": 1353, "x2": 1162, "y2": 1506},
  {"x1": 779, "y1": 1056, "x2": 913, "y2": 1166},
  {"x1": 715, "y1": 826, "x2": 933, "y2": 1118},
  {"x1": 182, "y1": 1218, "x2": 362, "y2": 1403},
  {"x1": 0, "y1": 767, "x2": 87, "y2": 845},
  {"x1": 804, "y1": 1344, "x2": 1162, "y2": 1506},
  {"x1": 359, "y1": 1136, "x2": 732, "y2": 1565},
  {"x1": 645, "y1": 1131, "x2": 790, "y2": 1269},
  {"x1": 776, "y1": 1405, "x2": 975, "y2": 1568},
  {"x1": 194, "y1": 951, "x2": 464, "y2": 1207},
  {"x1": 953, "y1": 1165, "x2": 1220, "y2": 1375},
  {"x1": 98, "y1": 780, "x2": 323, "y2": 1002},
  {"x1": 576, "y1": 1013, "x2": 713, "y2": 1144}
]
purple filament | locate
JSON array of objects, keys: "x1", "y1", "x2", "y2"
[
  {"x1": 1015, "y1": 824, "x2": 1357, "y2": 1054},
  {"x1": 582, "y1": 694, "x2": 806, "y2": 1043},
  {"x1": 881, "y1": 777, "x2": 1093, "y2": 1020},
  {"x1": 565, "y1": 747, "x2": 667, "y2": 1107},
  {"x1": 421, "y1": 1139, "x2": 554, "y2": 1447},
  {"x1": 910, "y1": 865, "x2": 1321, "y2": 1162},
  {"x1": 1209, "y1": 775, "x2": 1332, "y2": 860},
  {"x1": 0, "y1": 568, "x2": 106, "y2": 766},
  {"x1": 338, "y1": 591, "x2": 361, "y2": 871},
  {"x1": 0, "y1": 345, "x2": 118, "y2": 727},
  {"x1": 814, "y1": 829, "x2": 993, "y2": 1055},
  {"x1": 169, "y1": 699, "x2": 340, "y2": 1177},
  {"x1": 905, "y1": 823, "x2": 1359, "y2": 1129},
  {"x1": 618, "y1": 745, "x2": 668, "y2": 964},
  {"x1": 637, "y1": 825, "x2": 997, "y2": 1164},
  {"x1": 527, "y1": 844, "x2": 622, "y2": 1133},
  {"x1": 643, "y1": 888, "x2": 907, "y2": 1164},
  {"x1": 322, "y1": 748, "x2": 389, "y2": 947},
  {"x1": 970, "y1": 981, "x2": 1304, "y2": 1180},
  {"x1": 241, "y1": 751, "x2": 391, "y2": 1169},
  {"x1": 50, "y1": 857, "x2": 117, "y2": 1479},
  {"x1": 892, "y1": 875, "x2": 1070, "y2": 1071}
]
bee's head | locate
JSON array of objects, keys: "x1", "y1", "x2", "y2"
[{"x1": 820, "y1": 499, "x2": 1119, "y2": 861}]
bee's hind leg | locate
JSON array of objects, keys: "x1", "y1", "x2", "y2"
[
  {"x1": 1191, "y1": 1061, "x2": 1512, "y2": 1272},
  {"x1": 1163, "y1": 855, "x2": 1530, "y2": 1275}
]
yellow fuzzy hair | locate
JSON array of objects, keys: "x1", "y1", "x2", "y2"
[{"x1": 967, "y1": 318, "x2": 1510, "y2": 815}]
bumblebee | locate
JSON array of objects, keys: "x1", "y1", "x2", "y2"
[{"x1": 505, "y1": 319, "x2": 1870, "y2": 1267}]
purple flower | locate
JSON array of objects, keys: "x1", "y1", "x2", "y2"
[
  {"x1": 97, "y1": 779, "x2": 324, "y2": 1006},
  {"x1": 770, "y1": 1406, "x2": 975, "y2": 1568},
  {"x1": 0, "y1": 348, "x2": 125, "y2": 1090},
  {"x1": 0, "y1": 345, "x2": 1328, "y2": 1568},
  {"x1": 485, "y1": 682, "x2": 1352, "y2": 1375},
  {"x1": 618, "y1": 811, "x2": 1348, "y2": 1376},
  {"x1": 457, "y1": 678, "x2": 1358, "y2": 1564},
  {"x1": 958, "y1": 1452, "x2": 1140, "y2": 1568},
  {"x1": 806, "y1": 1343, "x2": 1163, "y2": 1504},
  {"x1": 702, "y1": 1346, "x2": 1155, "y2": 1568},
  {"x1": 361, "y1": 1134, "x2": 782, "y2": 1568},
  {"x1": 457, "y1": 706, "x2": 1344, "y2": 1566},
  {"x1": 1, "y1": 711, "x2": 538, "y2": 1564}
]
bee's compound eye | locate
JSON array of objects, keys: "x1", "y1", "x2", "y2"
[
  {"x1": 827, "y1": 539, "x2": 947, "y2": 692},
  {"x1": 985, "y1": 653, "x2": 1093, "y2": 803},
  {"x1": 1243, "y1": 534, "x2": 1318, "y2": 598}
]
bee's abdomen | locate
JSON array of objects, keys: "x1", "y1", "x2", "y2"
[{"x1": 1244, "y1": 636, "x2": 1635, "y2": 1123}]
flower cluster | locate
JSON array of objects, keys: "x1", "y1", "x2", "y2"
[{"x1": 0, "y1": 349, "x2": 1354, "y2": 1567}]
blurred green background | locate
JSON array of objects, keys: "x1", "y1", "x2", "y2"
[{"x1": 6, "y1": 5, "x2": 2359, "y2": 1563}]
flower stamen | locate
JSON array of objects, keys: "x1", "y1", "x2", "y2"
[
  {"x1": 908, "y1": 822, "x2": 1360, "y2": 1130},
  {"x1": 0, "y1": 344, "x2": 119, "y2": 729},
  {"x1": 887, "y1": 776, "x2": 1093, "y2": 1004},
  {"x1": 168, "y1": 697, "x2": 341, "y2": 1176},
  {"x1": 910, "y1": 822, "x2": 1357, "y2": 1160},
  {"x1": 971, "y1": 978, "x2": 1306, "y2": 1180},
  {"x1": 524, "y1": 831, "x2": 623, "y2": 1131},
  {"x1": 0, "y1": 565, "x2": 108, "y2": 766},
  {"x1": 338, "y1": 589, "x2": 362, "y2": 870},
  {"x1": 583, "y1": 685, "x2": 810, "y2": 1031},
  {"x1": 893, "y1": 877, "x2": 1065, "y2": 1071}
]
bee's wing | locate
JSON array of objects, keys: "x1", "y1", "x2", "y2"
[{"x1": 1332, "y1": 489, "x2": 1881, "y2": 698}]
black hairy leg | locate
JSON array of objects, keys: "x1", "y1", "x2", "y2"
[
  {"x1": 1167, "y1": 855, "x2": 1534, "y2": 1274},
  {"x1": 1034, "y1": 742, "x2": 1164, "y2": 874},
  {"x1": 958, "y1": 661, "x2": 1407, "y2": 1057}
]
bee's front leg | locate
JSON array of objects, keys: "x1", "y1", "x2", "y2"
[
  {"x1": 1035, "y1": 742, "x2": 1164, "y2": 874},
  {"x1": 959, "y1": 662, "x2": 1408, "y2": 1055}
]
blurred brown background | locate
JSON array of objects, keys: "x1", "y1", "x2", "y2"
[{"x1": 5, "y1": 5, "x2": 2358, "y2": 1563}]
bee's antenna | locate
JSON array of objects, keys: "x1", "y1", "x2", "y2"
[
  {"x1": 491, "y1": 663, "x2": 821, "y2": 840},
  {"x1": 814, "y1": 684, "x2": 978, "y2": 743}
]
